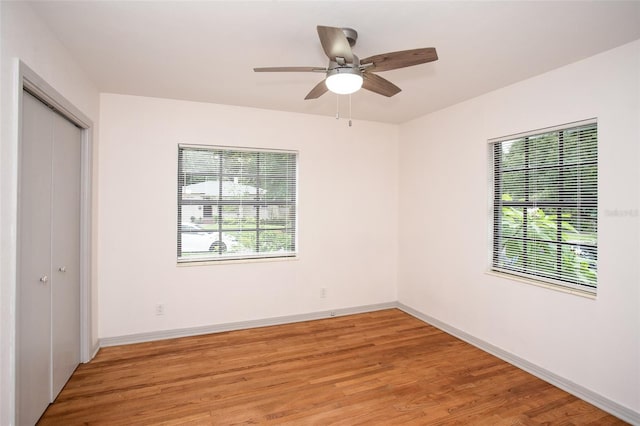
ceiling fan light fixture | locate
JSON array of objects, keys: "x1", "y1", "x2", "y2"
[{"x1": 325, "y1": 68, "x2": 363, "y2": 95}]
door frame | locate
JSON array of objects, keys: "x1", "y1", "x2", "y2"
[{"x1": 16, "y1": 61, "x2": 94, "y2": 389}]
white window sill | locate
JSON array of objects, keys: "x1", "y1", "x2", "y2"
[
  {"x1": 485, "y1": 270, "x2": 596, "y2": 299},
  {"x1": 177, "y1": 255, "x2": 299, "y2": 267}
]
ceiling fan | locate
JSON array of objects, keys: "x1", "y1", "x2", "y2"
[{"x1": 254, "y1": 25, "x2": 438, "y2": 100}]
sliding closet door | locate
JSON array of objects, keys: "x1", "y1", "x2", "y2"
[
  {"x1": 18, "y1": 91, "x2": 54, "y2": 426},
  {"x1": 51, "y1": 108, "x2": 82, "y2": 397}
]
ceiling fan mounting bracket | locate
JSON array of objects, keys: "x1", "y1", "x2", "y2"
[{"x1": 341, "y1": 27, "x2": 358, "y2": 47}]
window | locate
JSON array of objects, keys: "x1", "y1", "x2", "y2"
[
  {"x1": 177, "y1": 145, "x2": 297, "y2": 262},
  {"x1": 490, "y1": 120, "x2": 597, "y2": 293}
]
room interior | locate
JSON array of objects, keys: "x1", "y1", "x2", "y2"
[{"x1": 1, "y1": 1, "x2": 639, "y2": 424}]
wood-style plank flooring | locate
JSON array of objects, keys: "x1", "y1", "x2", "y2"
[{"x1": 39, "y1": 309, "x2": 625, "y2": 425}]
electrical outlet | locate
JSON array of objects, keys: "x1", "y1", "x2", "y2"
[
  {"x1": 320, "y1": 287, "x2": 327, "y2": 298},
  {"x1": 155, "y1": 304, "x2": 165, "y2": 316},
  {"x1": 330, "y1": 311, "x2": 336, "y2": 317}
]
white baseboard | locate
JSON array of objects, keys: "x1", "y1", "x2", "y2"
[
  {"x1": 90, "y1": 341, "x2": 100, "y2": 360},
  {"x1": 397, "y1": 302, "x2": 640, "y2": 425},
  {"x1": 99, "y1": 302, "x2": 397, "y2": 348}
]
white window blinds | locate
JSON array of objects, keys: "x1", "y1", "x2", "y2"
[
  {"x1": 490, "y1": 120, "x2": 597, "y2": 292},
  {"x1": 178, "y1": 145, "x2": 297, "y2": 262}
]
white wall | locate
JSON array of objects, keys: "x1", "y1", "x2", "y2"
[
  {"x1": 398, "y1": 40, "x2": 640, "y2": 413},
  {"x1": 98, "y1": 94, "x2": 398, "y2": 338},
  {"x1": 0, "y1": 2, "x2": 100, "y2": 424}
]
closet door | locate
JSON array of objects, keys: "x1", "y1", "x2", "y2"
[
  {"x1": 18, "y1": 90, "x2": 82, "y2": 425},
  {"x1": 18, "y1": 91, "x2": 54, "y2": 426},
  {"x1": 51, "y1": 108, "x2": 82, "y2": 396}
]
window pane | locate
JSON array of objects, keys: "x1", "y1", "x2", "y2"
[
  {"x1": 180, "y1": 204, "x2": 211, "y2": 224},
  {"x1": 500, "y1": 206, "x2": 523, "y2": 239},
  {"x1": 526, "y1": 207, "x2": 557, "y2": 242},
  {"x1": 221, "y1": 205, "x2": 257, "y2": 230},
  {"x1": 529, "y1": 132, "x2": 558, "y2": 168},
  {"x1": 497, "y1": 237, "x2": 523, "y2": 270},
  {"x1": 223, "y1": 151, "x2": 258, "y2": 175},
  {"x1": 179, "y1": 224, "x2": 228, "y2": 256},
  {"x1": 261, "y1": 177, "x2": 296, "y2": 201},
  {"x1": 178, "y1": 146, "x2": 297, "y2": 262},
  {"x1": 259, "y1": 229, "x2": 295, "y2": 253},
  {"x1": 564, "y1": 126, "x2": 597, "y2": 165},
  {"x1": 500, "y1": 171, "x2": 526, "y2": 202},
  {"x1": 561, "y1": 208, "x2": 597, "y2": 245},
  {"x1": 529, "y1": 169, "x2": 559, "y2": 202},
  {"x1": 563, "y1": 164, "x2": 597, "y2": 204},
  {"x1": 500, "y1": 138, "x2": 526, "y2": 170},
  {"x1": 560, "y1": 245, "x2": 597, "y2": 287},
  {"x1": 491, "y1": 121, "x2": 597, "y2": 292},
  {"x1": 527, "y1": 241, "x2": 557, "y2": 277},
  {"x1": 495, "y1": 204, "x2": 524, "y2": 270},
  {"x1": 259, "y1": 205, "x2": 295, "y2": 229},
  {"x1": 181, "y1": 149, "x2": 220, "y2": 176},
  {"x1": 226, "y1": 230, "x2": 256, "y2": 254}
]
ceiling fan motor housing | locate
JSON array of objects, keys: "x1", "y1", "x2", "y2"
[
  {"x1": 326, "y1": 66, "x2": 363, "y2": 79},
  {"x1": 328, "y1": 54, "x2": 361, "y2": 71}
]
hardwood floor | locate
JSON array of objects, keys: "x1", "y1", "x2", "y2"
[{"x1": 39, "y1": 309, "x2": 624, "y2": 425}]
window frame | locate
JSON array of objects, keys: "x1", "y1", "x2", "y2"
[
  {"x1": 489, "y1": 119, "x2": 598, "y2": 294},
  {"x1": 177, "y1": 144, "x2": 298, "y2": 263}
]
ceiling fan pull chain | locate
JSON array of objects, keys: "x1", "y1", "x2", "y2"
[
  {"x1": 336, "y1": 94, "x2": 340, "y2": 120},
  {"x1": 349, "y1": 94, "x2": 353, "y2": 127}
]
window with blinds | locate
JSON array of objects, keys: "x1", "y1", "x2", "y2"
[
  {"x1": 490, "y1": 120, "x2": 597, "y2": 293},
  {"x1": 177, "y1": 145, "x2": 297, "y2": 262}
]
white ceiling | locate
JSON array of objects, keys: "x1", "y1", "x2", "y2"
[{"x1": 31, "y1": 1, "x2": 640, "y2": 124}]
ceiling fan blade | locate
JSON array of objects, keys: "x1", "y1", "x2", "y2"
[
  {"x1": 254, "y1": 66, "x2": 326, "y2": 73},
  {"x1": 304, "y1": 80, "x2": 328, "y2": 100},
  {"x1": 362, "y1": 73, "x2": 401, "y2": 97},
  {"x1": 317, "y1": 26, "x2": 353, "y2": 64},
  {"x1": 361, "y1": 48, "x2": 438, "y2": 72}
]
